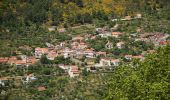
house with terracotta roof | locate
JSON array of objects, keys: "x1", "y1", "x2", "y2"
[
  {"x1": 68, "y1": 65, "x2": 80, "y2": 78},
  {"x1": 14, "y1": 60, "x2": 27, "y2": 67},
  {"x1": 111, "y1": 59, "x2": 120, "y2": 66},
  {"x1": 26, "y1": 57, "x2": 37, "y2": 65},
  {"x1": 7, "y1": 56, "x2": 37, "y2": 67},
  {"x1": 96, "y1": 51, "x2": 106, "y2": 57},
  {"x1": 83, "y1": 48, "x2": 95, "y2": 58},
  {"x1": 159, "y1": 41, "x2": 170, "y2": 45},
  {"x1": 8, "y1": 56, "x2": 17, "y2": 65},
  {"x1": 99, "y1": 58, "x2": 120, "y2": 67},
  {"x1": 99, "y1": 58, "x2": 111, "y2": 66},
  {"x1": 132, "y1": 55, "x2": 145, "y2": 61},
  {"x1": 0, "y1": 57, "x2": 9, "y2": 63},
  {"x1": 35, "y1": 47, "x2": 49, "y2": 58},
  {"x1": 112, "y1": 32, "x2": 123, "y2": 38},
  {"x1": 37, "y1": 86, "x2": 46, "y2": 91},
  {"x1": 139, "y1": 32, "x2": 169, "y2": 47}
]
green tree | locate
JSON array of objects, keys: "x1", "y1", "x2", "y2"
[
  {"x1": 106, "y1": 45, "x2": 170, "y2": 99},
  {"x1": 40, "y1": 55, "x2": 51, "y2": 64}
]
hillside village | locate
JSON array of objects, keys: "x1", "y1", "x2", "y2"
[
  {"x1": 0, "y1": 0, "x2": 170, "y2": 99},
  {"x1": 0, "y1": 15, "x2": 169, "y2": 81}
]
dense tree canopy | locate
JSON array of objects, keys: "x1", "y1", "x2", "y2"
[
  {"x1": 1, "y1": 0, "x2": 170, "y2": 27},
  {"x1": 106, "y1": 45, "x2": 170, "y2": 99}
]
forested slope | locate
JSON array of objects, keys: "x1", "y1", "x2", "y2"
[{"x1": 0, "y1": 0, "x2": 170, "y2": 27}]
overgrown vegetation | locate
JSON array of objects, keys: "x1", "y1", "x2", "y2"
[{"x1": 106, "y1": 45, "x2": 170, "y2": 99}]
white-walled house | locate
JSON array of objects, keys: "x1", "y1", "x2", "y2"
[
  {"x1": 58, "y1": 64, "x2": 70, "y2": 71},
  {"x1": 116, "y1": 42, "x2": 125, "y2": 49},
  {"x1": 124, "y1": 55, "x2": 133, "y2": 60},
  {"x1": 100, "y1": 58, "x2": 112, "y2": 66},
  {"x1": 96, "y1": 28, "x2": 104, "y2": 33},
  {"x1": 99, "y1": 58, "x2": 120, "y2": 67},
  {"x1": 68, "y1": 66, "x2": 80, "y2": 78},
  {"x1": 83, "y1": 49, "x2": 95, "y2": 58},
  {"x1": 23, "y1": 74, "x2": 37, "y2": 83},
  {"x1": 63, "y1": 48, "x2": 74, "y2": 58},
  {"x1": 48, "y1": 26, "x2": 56, "y2": 32},
  {"x1": 135, "y1": 13, "x2": 142, "y2": 19},
  {"x1": 98, "y1": 31, "x2": 112, "y2": 38}
]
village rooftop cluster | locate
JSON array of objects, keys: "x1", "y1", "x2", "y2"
[{"x1": 0, "y1": 14, "x2": 170, "y2": 81}]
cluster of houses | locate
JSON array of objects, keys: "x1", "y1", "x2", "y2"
[
  {"x1": 1, "y1": 14, "x2": 170, "y2": 93},
  {"x1": 58, "y1": 65, "x2": 80, "y2": 77},
  {"x1": 0, "y1": 56, "x2": 37, "y2": 67},
  {"x1": 136, "y1": 32, "x2": 170, "y2": 47},
  {"x1": 112, "y1": 13, "x2": 142, "y2": 21},
  {"x1": 0, "y1": 24, "x2": 169, "y2": 79},
  {"x1": 96, "y1": 27, "x2": 124, "y2": 38}
]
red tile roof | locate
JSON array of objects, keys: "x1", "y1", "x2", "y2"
[
  {"x1": 159, "y1": 41, "x2": 170, "y2": 45},
  {"x1": 70, "y1": 66, "x2": 79, "y2": 74},
  {"x1": 0, "y1": 77, "x2": 9, "y2": 81},
  {"x1": 0, "y1": 57, "x2": 9, "y2": 63},
  {"x1": 96, "y1": 51, "x2": 106, "y2": 55},
  {"x1": 111, "y1": 59, "x2": 120, "y2": 62},
  {"x1": 112, "y1": 32, "x2": 123, "y2": 35},
  {"x1": 35, "y1": 47, "x2": 48, "y2": 53},
  {"x1": 15, "y1": 60, "x2": 26, "y2": 65},
  {"x1": 37, "y1": 86, "x2": 46, "y2": 91},
  {"x1": 133, "y1": 55, "x2": 144, "y2": 59}
]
